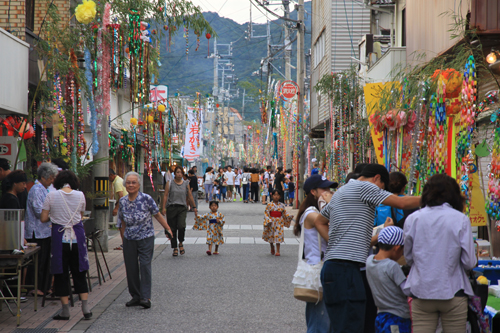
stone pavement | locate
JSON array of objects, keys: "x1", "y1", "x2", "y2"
[{"x1": 0, "y1": 199, "x2": 305, "y2": 332}]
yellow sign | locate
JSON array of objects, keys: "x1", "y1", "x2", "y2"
[
  {"x1": 363, "y1": 83, "x2": 395, "y2": 165},
  {"x1": 469, "y1": 172, "x2": 488, "y2": 226}
]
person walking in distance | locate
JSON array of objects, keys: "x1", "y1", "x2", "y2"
[
  {"x1": 241, "y1": 167, "x2": 251, "y2": 203},
  {"x1": 234, "y1": 168, "x2": 242, "y2": 201},
  {"x1": 262, "y1": 166, "x2": 271, "y2": 204},
  {"x1": 188, "y1": 169, "x2": 199, "y2": 211},
  {"x1": 250, "y1": 168, "x2": 260, "y2": 203},
  {"x1": 203, "y1": 167, "x2": 215, "y2": 202},
  {"x1": 162, "y1": 166, "x2": 197, "y2": 256},
  {"x1": 224, "y1": 166, "x2": 236, "y2": 203}
]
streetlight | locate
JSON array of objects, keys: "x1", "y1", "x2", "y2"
[{"x1": 487, "y1": 50, "x2": 498, "y2": 64}]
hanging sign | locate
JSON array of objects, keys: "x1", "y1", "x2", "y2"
[
  {"x1": 183, "y1": 107, "x2": 202, "y2": 161},
  {"x1": 279, "y1": 80, "x2": 299, "y2": 100},
  {"x1": 150, "y1": 85, "x2": 169, "y2": 102}
]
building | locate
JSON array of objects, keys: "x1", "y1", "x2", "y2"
[{"x1": 309, "y1": 0, "x2": 371, "y2": 140}]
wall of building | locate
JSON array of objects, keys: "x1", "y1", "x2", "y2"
[
  {"x1": 405, "y1": 0, "x2": 469, "y2": 64},
  {"x1": 0, "y1": 0, "x2": 26, "y2": 39}
]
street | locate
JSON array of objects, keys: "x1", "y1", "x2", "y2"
[{"x1": 86, "y1": 200, "x2": 305, "y2": 333}]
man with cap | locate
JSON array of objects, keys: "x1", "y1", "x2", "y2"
[
  {"x1": 366, "y1": 226, "x2": 410, "y2": 333},
  {"x1": 314, "y1": 163, "x2": 420, "y2": 332}
]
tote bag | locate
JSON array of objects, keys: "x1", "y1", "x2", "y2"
[{"x1": 292, "y1": 227, "x2": 323, "y2": 303}]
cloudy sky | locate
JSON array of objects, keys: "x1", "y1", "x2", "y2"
[{"x1": 190, "y1": 0, "x2": 285, "y2": 25}]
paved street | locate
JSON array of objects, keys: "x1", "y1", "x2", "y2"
[{"x1": 85, "y1": 200, "x2": 305, "y2": 333}]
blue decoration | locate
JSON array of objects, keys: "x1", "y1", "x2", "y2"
[{"x1": 84, "y1": 48, "x2": 99, "y2": 155}]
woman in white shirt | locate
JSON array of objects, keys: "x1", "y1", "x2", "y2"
[
  {"x1": 241, "y1": 167, "x2": 251, "y2": 203},
  {"x1": 292, "y1": 175, "x2": 336, "y2": 333},
  {"x1": 203, "y1": 167, "x2": 215, "y2": 202}
]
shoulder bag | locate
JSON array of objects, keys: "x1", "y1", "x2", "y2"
[{"x1": 292, "y1": 226, "x2": 323, "y2": 303}]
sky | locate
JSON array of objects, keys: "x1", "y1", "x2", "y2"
[{"x1": 190, "y1": 0, "x2": 286, "y2": 25}]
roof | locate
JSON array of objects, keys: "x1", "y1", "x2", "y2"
[{"x1": 229, "y1": 107, "x2": 243, "y2": 121}]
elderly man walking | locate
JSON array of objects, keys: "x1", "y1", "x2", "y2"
[{"x1": 119, "y1": 172, "x2": 172, "y2": 309}]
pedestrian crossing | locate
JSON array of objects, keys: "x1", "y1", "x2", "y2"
[{"x1": 154, "y1": 224, "x2": 299, "y2": 245}]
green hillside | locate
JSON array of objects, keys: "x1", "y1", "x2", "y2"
[{"x1": 157, "y1": 1, "x2": 312, "y2": 121}]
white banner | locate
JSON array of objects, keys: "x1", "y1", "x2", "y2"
[{"x1": 183, "y1": 107, "x2": 202, "y2": 161}]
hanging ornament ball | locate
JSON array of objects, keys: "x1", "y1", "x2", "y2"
[
  {"x1": 152, "y1": 29, "x2": 157, "y2": 35},
  {"x1": 158, "y1": 104, "x2": 166, "y2": 112},
  {"x1": 138, "y1": 120, "x2": 144, "y2": 126},
  {"x1": 164, "y1": 25, "x2": 169, "y2": 31},
  {"x1": 257, "y1": 130, "x2": 260, "y2": 134},
  {"x1": 216, "y1": 103, "x2": 220, "y2": 108},
  {"x1": 157, "y1": 6, "x2": 163, "y2": 12},
  {"x1": 206, "y1": 33, "x2": 211, "y2": 40},
  {"x1": 130, "y1": 118, "x2": 138, "y2": 126},
  {"x1": 75, "y1": 0, "x2": 97, "y2": 24},
  {"x1": 125, "y1": 47, "x2": 129, "y2": 54},
  {"x1": 147, "y1": 115, "x2": 154, "y2": 124},
  {"x1": 174, "y1": 92, "x2": 179, "y2": 97}
]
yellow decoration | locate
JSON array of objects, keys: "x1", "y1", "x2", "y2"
[
  {"x1": 130, "y1": 118, "x2": 137, "y2": 125},
  {"x1": 158, "y1": 104, "x2": 166, "y2": 112},
  {"x1": 147, "y1": 115, "x2": 154, "y2": 123},
  {"x1": 477, "y1": 276, "x2": 488, "y2": 285},
  {"x1": 75, "y1": 0, "x2": 96, "y2": 24}
]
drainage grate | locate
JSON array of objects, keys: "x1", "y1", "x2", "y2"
[{"x1": 13, "y1": 329, "x2": 58, "y2": 333}]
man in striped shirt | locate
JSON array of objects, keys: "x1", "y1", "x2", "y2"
[{"x1": 314, "y1": 164, "x2": 420, "y2": 333}]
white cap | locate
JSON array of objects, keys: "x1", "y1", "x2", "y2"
[{"x1": 311, "y1": 158, "x2": 317, "y2": 163}]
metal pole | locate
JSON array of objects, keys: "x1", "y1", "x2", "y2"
[{"x1": 296, "y1": 0, "x2": 306, "y2": 206}]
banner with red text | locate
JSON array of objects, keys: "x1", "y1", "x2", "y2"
[{"x1": 183, "y1": 107, "x2": 202, "y2": 161}]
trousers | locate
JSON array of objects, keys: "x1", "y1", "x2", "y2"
[
  {"x1": 242, "y1": 183, "x2": 249, "y2": 201},
  {"x1": 191, "y1": 190, "x2": 198, "y2": 209},
  {"x1": 251, "y1": 182, "x2": 259, "y2": 202},
  {"x1": 305, "y1": 299, "x2": 332, "y2": 333},
  {"x1": 321, "y1": 260, "x2": 366, "y2": 332},
  {"x1": 123, "y1": 236, "x2": 155, "y2": 300},
  {"x1": 25, "y1": 236, "x2": 51, "y2": 293},
  {"x1": 411, "y1": 296, "x2": 468, "y2": 333},
  {"x1": 204, "y1": 184, "x2": 213, "y2": 201},
  {"x1": 53, "y1": 243, "x2": 88, "y2": 297},
  {"x1": 166, "y1": 205, "x2": 187, "y2": 248}
]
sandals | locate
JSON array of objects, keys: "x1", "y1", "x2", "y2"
[
  {"x1": 206, "y1": 251, "x2": 212, "y2": 255},
  {"x1": 172, "y1": 248, "x2": 178, "y2": 256},
  {"x1": 270, "y1": 245, "x2": 275, "y2": 255},
  {"x1": 179, "y1": 245, "x2": 185, "y2": 255}
]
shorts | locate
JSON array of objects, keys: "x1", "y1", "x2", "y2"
[
  {"x1": 227, "y1": 185, "x2": 234, "y2": 192},
  {"x1": 375, "y1": 312, "x2": 411, "y2": 333},
  {"x1": 288, "y1": 191, "x2": 295, "y2": 199}
]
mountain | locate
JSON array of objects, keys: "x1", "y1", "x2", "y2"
[{"x1": 156, "y1": 1, "x2": 312, "y2": 121}]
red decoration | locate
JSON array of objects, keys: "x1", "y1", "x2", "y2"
[
  {"x1": 206, "y1": 33, "x2": 211, "y2": 56},
  {"x1": 216, "y1": 103, "x2": 219, "y2": 108}
]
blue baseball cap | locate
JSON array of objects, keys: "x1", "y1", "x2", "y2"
[
  {"x1": 303, "y1": 174, "x2": 338, "y2": 194},
  {"x1": 378, "y1": 226, "x2": 404, "y2": 246}
]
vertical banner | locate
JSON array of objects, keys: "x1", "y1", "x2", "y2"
[
  {"x1": 364, "y1": 83, "x2": 395, "y2": 165},
  {"x1": 469, "y1": 172, "x2": 488, "y2": 226},
  {"x1": 183, "y1": 107, "x2": 202, "y2": 161}
]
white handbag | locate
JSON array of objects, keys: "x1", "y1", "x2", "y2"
[{"x1": 292, "y1": 225, "x2": 323, "y2": 303}]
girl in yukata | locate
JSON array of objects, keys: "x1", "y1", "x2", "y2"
[
  {"x1": 194, "y1": 201, "x2": 225, "y2": 255},
  {"x1": 263, "y1": 190, "x2": 293, "y2": 256}
]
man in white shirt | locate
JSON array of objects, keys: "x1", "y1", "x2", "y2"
[{"x1": 224, "y1": 166, "x2": 236, "y2": 202}]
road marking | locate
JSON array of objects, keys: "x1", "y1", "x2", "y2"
[{"x1": 154, "y1": 237, "x2": 300, "y2": 245}]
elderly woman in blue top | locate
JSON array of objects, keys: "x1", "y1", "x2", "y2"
[
  {"x1": 119, "y1": 172, "x2": 172, "y2": 309},
  {"x1": 25, "y1": 162, "x2": 59, "y2": 296}
]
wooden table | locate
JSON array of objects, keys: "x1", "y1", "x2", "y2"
[{"x1": 0, "y1": 246, "x2": 40, "y2": 326}]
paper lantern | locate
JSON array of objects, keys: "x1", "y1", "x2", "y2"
[{"x1": 206, "y1": 33, "x2": 211, "y2": 56}]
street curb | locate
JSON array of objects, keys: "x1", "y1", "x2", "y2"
[{"x1": 68, "y1": 244, "x2": 168, "y2": 333}]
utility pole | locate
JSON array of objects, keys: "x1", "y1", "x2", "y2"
[
  {"x1": 213, "y1": 38, "x2": 218, "y2": 98},
  {"x1": 242, "y1": 88, "x2": 246, "y2": 118},
  {"x1": 283, "y1": 0, "x2": 291, "y2": 80},
  {"x1": 296, "y1": 0, "x2": 305, "y2": 206}
]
